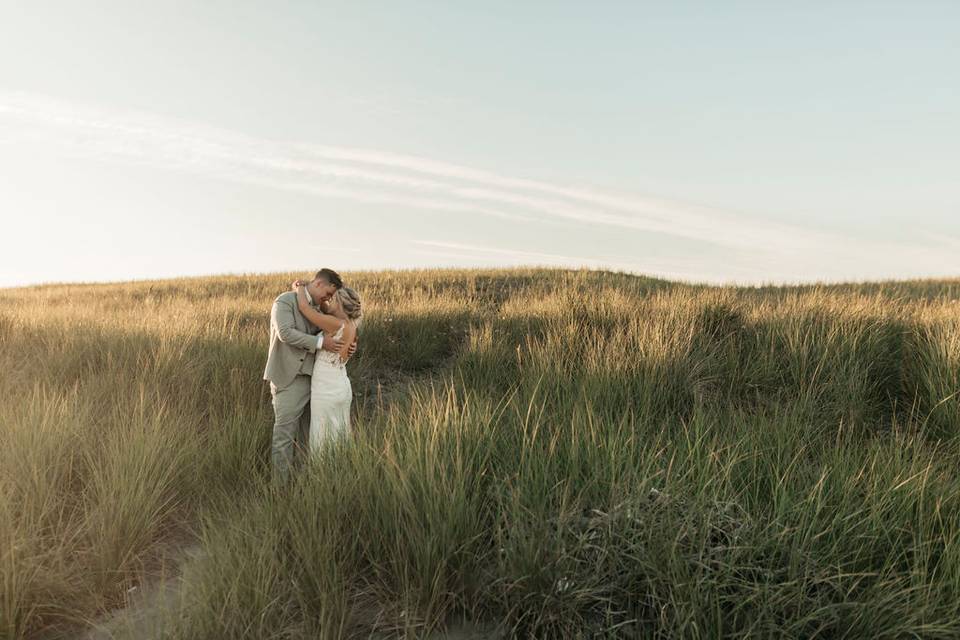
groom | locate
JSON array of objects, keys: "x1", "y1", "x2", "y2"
[{"x1": 263, "y1": 268, "x2": 356, "y2": 483}]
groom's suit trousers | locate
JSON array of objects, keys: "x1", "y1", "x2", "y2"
[{"x1": 270, "y1": 374, "x2": 312, "y2": 482}]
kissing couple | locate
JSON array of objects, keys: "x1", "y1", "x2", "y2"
[{"x1": 262, "y1": 268, "x2": 363, "y2": 484}]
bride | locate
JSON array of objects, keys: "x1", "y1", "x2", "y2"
[{"x1": 291, "y1": 279, "x2": 363, "y2": 453}]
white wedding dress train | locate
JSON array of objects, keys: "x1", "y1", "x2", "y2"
[{"x1": 309, "y1": 323, "x2": 352, "y2": 453}]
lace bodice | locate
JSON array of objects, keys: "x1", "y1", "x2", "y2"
[{"x1": 314, "y1": 323, "x2": 347, "y2": 370}]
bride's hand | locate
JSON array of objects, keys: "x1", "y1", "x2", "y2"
[{"x1": 291, "y1": 279, "x2": 305, "y2": 291}]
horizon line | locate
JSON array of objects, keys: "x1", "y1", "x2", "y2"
[{"x1": 3, "y1": 264, "x2": 958, "y2": 293}]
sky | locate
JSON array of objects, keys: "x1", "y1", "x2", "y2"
[{"x1": 1, "y1": 1, "x2": 958, "y2": 288}]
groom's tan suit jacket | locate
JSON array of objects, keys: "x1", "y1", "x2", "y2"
[{"x1": 263, "y1": 291, "x2": 323, "y2": 390}]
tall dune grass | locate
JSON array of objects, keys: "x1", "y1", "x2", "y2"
[{"x1": 2, "y1": 268, "x2": 960, "y2": 638}]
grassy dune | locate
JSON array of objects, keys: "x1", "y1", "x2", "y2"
[{"x1": 3, "y1": 267, "x2": 960, "y2": 639}]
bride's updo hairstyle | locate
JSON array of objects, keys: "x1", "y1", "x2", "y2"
[{"x1": 335, "y1": 286, "x2": 363, "y2": 327}]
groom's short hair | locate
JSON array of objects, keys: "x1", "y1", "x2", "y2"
[{"x1": 314, "y1": 268, "x2": 343, "y2": 290}]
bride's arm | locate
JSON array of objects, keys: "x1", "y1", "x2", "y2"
[
  {"x1": 295, "y1": 285, "x2": 345, "y2": 334},
  {"x1": 338, "y1": 323, "x2": 357, "y2": 364}
]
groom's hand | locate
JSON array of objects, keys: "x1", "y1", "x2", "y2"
[
  {"x1": 347, "y1": 338, "x2": 358, "y2": 358},
  {"x1": 321, "y1": 334, "x2": 345, "y2": 353}
]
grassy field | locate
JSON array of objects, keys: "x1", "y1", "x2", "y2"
[{"x1": 3, "y1": 267, "x2": 960, "y2": 639}]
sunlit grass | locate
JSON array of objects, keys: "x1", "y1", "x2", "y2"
[{"x1": 2, "y1": 268, "x2": 960, "y2": 638}]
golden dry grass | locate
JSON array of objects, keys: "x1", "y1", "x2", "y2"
[{"x1": 3, "y1": 267, "x2": 960, "y2": 638}]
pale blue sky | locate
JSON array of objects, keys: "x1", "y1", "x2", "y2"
[{"x1": 1, "y1": 1, "x2": 958, "y2": 287}]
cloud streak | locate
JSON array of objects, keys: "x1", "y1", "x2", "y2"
[
  {"x1": 2, "y1": 90, "x2": 957, "y2": 284},
  {"x1": 411, "y1": 240, "x2": 759, "y2": 282},
  {"x1": 0, "y1": 91, "x2": 819, "y2": 250}
]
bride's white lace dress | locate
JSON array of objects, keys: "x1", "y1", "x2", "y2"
[{"x1": 309, "y1": 322, "x2": 352, "y2": 452}]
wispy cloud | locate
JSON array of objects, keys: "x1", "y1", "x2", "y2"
[
  {"x1": 411, "y1": 240, "x2": 754, "y2": 282},
  {"x1": 0, "y1": 90, "x2": 818, "y2": 250},
  {"x1": 1, "y1": 90, "x2": 957, "y2": 284},
  {"x1": 295, "y1": 145, "x2": 828, "y2": 252}
]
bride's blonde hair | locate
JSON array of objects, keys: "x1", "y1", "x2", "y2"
[{"x1": 334, "y1": 286, "x2": 362, "y2": 327}]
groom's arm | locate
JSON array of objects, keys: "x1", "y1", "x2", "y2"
[{"x1": 272, "y1": 296, "x2": 320, "y2": 353}]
